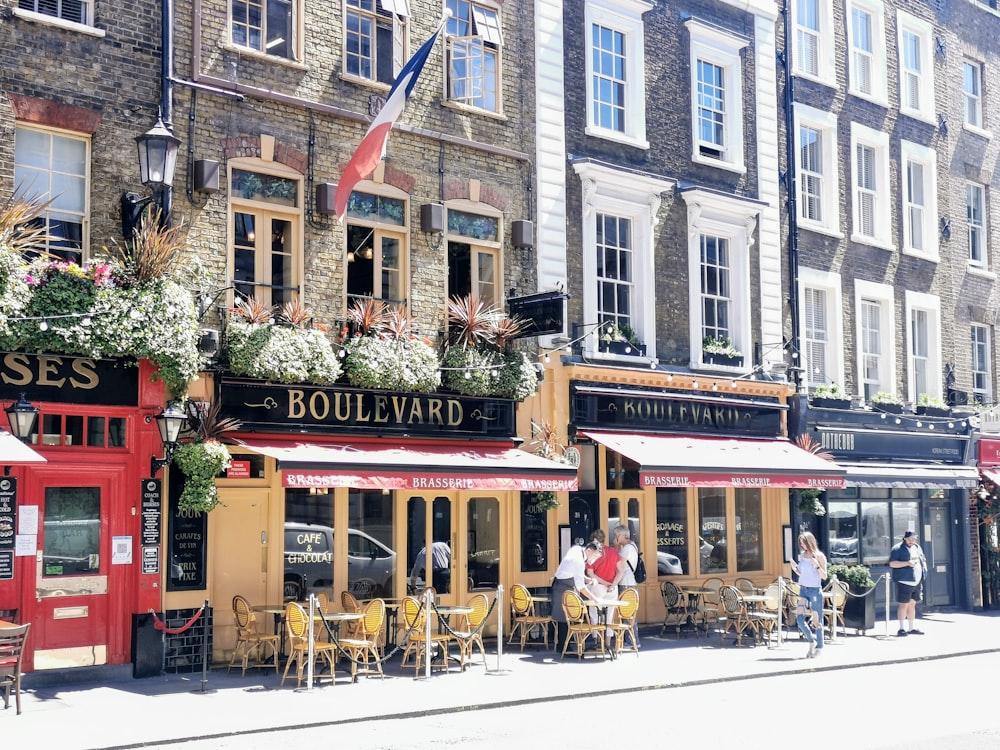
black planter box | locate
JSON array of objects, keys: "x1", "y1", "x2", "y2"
[
  {"x1": 843, "y1": 587, "x2": 876, "y2": 633},
  {"x1": 915, "y1": 405, "x2": 951, "y2": 417},
  {"x1": 599, "y1": 340, "x2": 646, "y2": 356},
  {"x1": 704, "y1": 353, "x2": 744, "y2": 368},
  {"x1": 872, "y1": 402, "x2": 903, "y2": 414},
  {"x1": 811, "y1": 397, "x2": 851, "y2": 410}
]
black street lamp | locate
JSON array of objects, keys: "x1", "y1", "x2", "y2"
[
  {"x1": 149, "y1": 403, "x2": 188, "y2": 477},
  {"x1": 135, "y1": 114, "x2": 181, "y2": 222},
  {"x1": 4, "y1": 393, "x2": 39, "y2": 443}
]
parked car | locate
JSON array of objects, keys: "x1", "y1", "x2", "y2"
[
  {"x1": 658, "y1": 551, "x2": 683, "y2": 575},
  {"x1": 283, "y1": 522, "x2": 395, "y2": 600}
]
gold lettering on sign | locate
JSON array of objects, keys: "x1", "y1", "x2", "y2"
[
  {"x1": 37, "y1": 356, "x2": 66, "y2": 387},
  {"x1": 2, "y1": 353, "x2": 32, "y2": 385},
  {"x1": 310, "y1": 391, "x2": 330, "y2": 420},
  {"x1": 449, "y1": 400, "x2": 463, "y2": 425},
  {"x1": 288, "y1": 390, "x2": 306, "y2": 419},
  {"x1": 373, "y1": 395, "x2": 389, "y2": 423},
  {"x1": 69, "y1": 358, "x2": 99, "y2": 389},
  {"x1": 427, "y1": 398, "x2": 443, "y2": 424}
]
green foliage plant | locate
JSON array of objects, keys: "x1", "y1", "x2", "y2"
[{"x1": 826, "y1": 563, "x2": 875, "y2": 590}]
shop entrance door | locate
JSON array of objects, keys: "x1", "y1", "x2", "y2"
[
  {"x1": 924, "y1": 500, "x2": 953, "y2": 607},
  {"x1": 25, "y1": 467, "x2": 120, "y2": 670},
  {"x1": 400, "y1": 494, "x2": 454, "y2": 602}
]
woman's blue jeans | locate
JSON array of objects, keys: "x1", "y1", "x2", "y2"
[{"x1": 796, "y1": 586, "x2": 824, "y2": 649}]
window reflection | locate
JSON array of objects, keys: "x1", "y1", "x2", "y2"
[
  {"x1": 655, "y1": 488, "x2": 687, "y2": 576},
  {"x1": 348, "y1": 489, "x2": 395, "y2": 598},
  {"x1": 735, "y1": 489, "x2": 762, "y2": 572},
  {"x1": 467, "y1": 497, "x2": 499, "y2": 590},
  {"x1": 861, "y1": 501, "x2": 890, "y2": 564},
  {"x1": 699, "y1": 488, "x2": 728, "y2": 574},
  {"x1": 43, "y1": 487, "x2": 101, "y2": 576},
  {"x1": 829, "y1": 501, "x2": 860, "y2": 563}
]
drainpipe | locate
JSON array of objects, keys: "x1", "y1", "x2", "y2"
[
  {"x1": 781, "y1": 0, "x2": 802, "y2": 394},
  {"x1": 161, "y1": 0, "x2": 175, "y2": 219}
]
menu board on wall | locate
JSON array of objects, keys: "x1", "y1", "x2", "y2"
[
  {"x1": 166, "y1": 470, "x2": 207, "y2": 591},
  {"x1": 519, "y1": 492, "x2": 549, "y2": 572},
  {"x1": 141, "y1": 479, "x2": 161, "y2": 546},
  {"x1": 0, "y1": 550, "x2": 12, "y2": 581},
  {"x1": 0, "y1": 478, "x2": 15, "y2": 554}
]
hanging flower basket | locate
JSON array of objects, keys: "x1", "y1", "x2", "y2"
[{"x1": 173, "y1": 439, "x2": 232, "y2": 513}]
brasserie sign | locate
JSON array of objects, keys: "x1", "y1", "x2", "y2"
[{"x1": 220, "y1": 377, "x2": 516, "y2": 438}]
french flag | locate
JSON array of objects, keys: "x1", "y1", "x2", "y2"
[{"x1": 334, "y1": 18, "x2": 447, "y2": 221}]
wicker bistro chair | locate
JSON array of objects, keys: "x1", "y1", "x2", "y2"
[
  {"x1": 783, "y1": 581, "x2": 802, "y2": 636},
  {"x1": 509, "y1": 584, "x2": 555, "y2": 650},
  {"x1": 228, "y1": 595, "x2": 280, "y2": 677},
  {"x1": 735, "y1": 577, "x2": 759, "y2": 595},
  {"x1": 0, "y1": 622, "x2": 30, "y2": 714},
  {"x1": 281, "y1": 602, "x2": 338, "y2": 688},
  {"x1": 339, "y1": 598, "x2": 386, "y2": 682},
  {"x1": 747, "y1": 583, "x2": 782, "y2": 646},
  {"x1": 659, "y1": 580, "x2": 690, "y2": 638},
  {"x1": 341, "y1": 590, "x2": 364, "y2": 639},
  {"x1": 561, "y1": 590, "x2": 606, "y2": 660},
  {"x1": 450, "y1": 593, "x2": 490, "y2": 670},
  {"x1": 720, "y1": 586, "x2": 755, "y2": 647},
  {"x1": 823, "y1": 580, "x2": 849, "y2": 637},
  {"x1": 399, "y1": 596, "x2": 456, "y2": 675},
  {"x1": 608, "y1": 587, "x2": 640, "y2": 656}
]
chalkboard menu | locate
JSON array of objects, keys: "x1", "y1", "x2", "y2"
[
  {"x1": 166, "y1": 468, "x2": 207, "y2": 591},
  {"x1": 519, "y1": 492, "x2": 549, "y2": 572},
  {"x1": 141, "y1": 479, "x2": 161, "y2": 546},
  {"x1": 0, "y1": 478, "x2": 16, "y2": 582}
]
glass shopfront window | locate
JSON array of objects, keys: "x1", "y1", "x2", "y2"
[
  {"x1": 828, "y1": 488, "x2": 922, "y2": 566},
  {"x1": 699, "y1": 488, "x2": 728, "y2": 574},
  {"x1": 467, "y1": 497, "x2": 500, "y2": 590},
  {"x1": 655, "y1": 488, "x2": 688, "y2": 576},
  {"x1": 519, "y1": 492, "x2": 549, "y2": 572},
  {"x1": 735, "y1": 489, "x2": 763, "y2": 572}
]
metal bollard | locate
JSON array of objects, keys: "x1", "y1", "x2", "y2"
[
  {"x1": 495, "y1": 584, "x2": 504, "y2": 671},
  {"x1": 424, "y1": 587, "x2": 434, "y2": 680},
  {"x1": 306, "y1": 593, "x2": 316, "y2": 690}
]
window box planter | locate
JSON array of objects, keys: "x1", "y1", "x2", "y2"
[
  {"x1": 704, "y1": 353, "x2": 743, "y2": 368},
  {"x1": 915, "y1": 405, "x2": 951, "y2": 417},
  {"x1": 810, "y1": 397, "x2": 852, "y2": 410},
  {"x1": 599, "y1": 340, "x2": 646, "y2": 357},
  {"x1": 872, "y1": 403, "x2": 903, "y2": 414}
]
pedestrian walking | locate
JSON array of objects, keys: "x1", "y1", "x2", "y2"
[
  {"x1": 889, "y1": 530, "x2": 928, "y2": 637},
  {"x1": 790, "y1": 531, "x2": 827, "y2": 658}
]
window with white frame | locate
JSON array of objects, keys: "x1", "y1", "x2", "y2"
[
  {"x1": 343, "y1": 188, "x2": 409, "y2": 307},
  {"x1": 682, "y1": 189, "x2": 757, "y2": 367},
  {"x1": 963, "y1": 59, "x2": 984, "y2": 130},
  {"x1": 230, "y1": 163, "x2": 303, "y2": 309},
  {"x1": 574, "y1": 160, "x2": 672, "y2": 358},
  {"x1": 855, "y1": 280, "x2": 895, "y2": 401},
  {"x1": 972, "y1": 324, "x2": 992, "y2": 404},
  {"x1": 896, "y1": 11, "x2": 934, "y2": 123},
  {"x1": 687, "y1": 18, "x2": 748, "y2": 173},
  {"x1": 905, "y1": 291, "x2": 941, "y2": 403},
  {"x1": 231, "y1": 0, "x2": 298, "y2": 60},
  {"x1": 900, "y1": 140, "x2": 938, "y2": 261},
  {"x1": 446, "y1": 0, "x2": 503, "y2": 114},
  {"x1": 968, "y1": 182, "x2": 987, "y2": 269},
  {"x1": 794, "y1": 104, "x2": 840, "y2": 236},
  {"x1": 446, "y1": 208, "x2": 501, "y2": 306},
  {"x1": 585, "y1": 0, "x2": 651, "y2": 148},
  {"x1": 799, "y1": 268, "x2": 844, "y2": 391},
  {"x1": 17, "y1": 0, "x2": 92, "y2": 25},
  {"x1": 344, "y1": 0, "x2": 408, "y2": 86},
  {"x1": 791, "y1": 0, "x2": 836, "y2": 87},
  {"x1": 850, "y1": 123, "x2": 891, "y2": 247},
  {"x1": 14, "y1": 124, "x2": 89, "y2": 264},
  {"x1": 846, "y1": 0, "x2": 887, "y2": 104}
]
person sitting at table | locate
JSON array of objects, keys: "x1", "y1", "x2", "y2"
[
  {"x1": 551, "y1": 541, "x2": 602, "y2": 652},
  {"x1": 409, "y1": 540, "x2": 452, "y2": 594},
  {"x1": 586, "y1": 529, "x2": 620, "y2": 644}
]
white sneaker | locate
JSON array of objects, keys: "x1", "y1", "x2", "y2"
[{"x1": 806, "y1": 643, "x2": 815, "y2": 659}]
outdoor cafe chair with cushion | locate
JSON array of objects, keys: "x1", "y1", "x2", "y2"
[
  {"x1": 339, "y1": 598, "x2": 386, "y2": 682},
  {"x1": 451, "y1": 593, "x2": 490, "y2": 670},
  {"x1": 281, "y1": 602, "x2": 338, "y2": 688},
  {"x1": 509, "y1": 583, "x2": 554, "y2": 650},
  {"x1": 0, "y1": 622, "x2": 30, "y2": 714},
  {"x1": 398, "y1": 596, "x2": 455, "y2": 675},
  {"x1": 608, "y1": 587, "x2": 640, "y2": 656},
  {"x1": 823, "y1": 579, "x2": 849, "y2": 637},
  {"x1": 659, "y1": 580, "x2": 690, "y2": 638},
  {"x1": 561, "y1": 590, "x2": 605, "y2": 661},
  {"x1": 720, "y1": 586, "x2": 755, "y2": 647},
  {"x1": 228, "y1": 595, "x2": 280, "y2": 677}
]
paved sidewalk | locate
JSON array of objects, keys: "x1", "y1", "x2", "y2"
[{"x1": 7, "y1": 609, "x2": 999, "y2": 748}]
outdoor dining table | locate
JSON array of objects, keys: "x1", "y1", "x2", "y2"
[
  {"x1": 587, "y1": 597, "x2": 627, "y2": 659},
  {"x1": 680, "y1": 587, "x2": 716, "y2": 635}
]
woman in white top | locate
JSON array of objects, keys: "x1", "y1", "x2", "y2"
[
  {"x1": 551, "y1": 541, "x2": 602, "y2": 650},
  {"x1": 790, "y1": 531, "x2": 827, "y2": 659}
]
